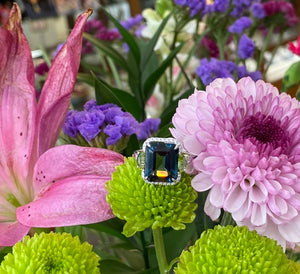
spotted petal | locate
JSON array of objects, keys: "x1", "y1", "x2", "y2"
[
  {"x1": 16, "y1": 176, "x2": 114, "y2": 227},
  {"x1": 32, "y1": 144, "x2": 123, "y2": 195}
]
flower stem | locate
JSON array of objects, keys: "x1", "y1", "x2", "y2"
[{"x1": 152, "y1": 228, "x2": 169, "y2": 274}]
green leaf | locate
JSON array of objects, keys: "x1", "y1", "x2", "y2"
[
  {"x1": 123, "y1": 134, "x2": 140, "y2": 157},
  {"x1": 84, "y1": 218, "x2": 128, "y2": 242},
  {"x1": 102, "y1": 9, "x2": 141, "y2": 65},
  {"x1": 143, "y1": 43, "x2": 185, "y2": 102},
  {"x1": 83, "y1": 33, "x2": 130, "y2": 72},
  {"x1": 0, "y1": 247, "x2": 12, "y2": 263},
  {"x1": 140, "y1": 11, "x2": 172, "y2": 69},
  {"x1": 77, "y1": 72, "x2": 94, "y2": 86},
  {"x1": 100, "y1": 259, "x2": 136, "y2": 274},
  {"x1": 93, "y1": 73, "x2": 142, "y2": 120},
  {"x1": 159, "y1": 87, "x2": 194, "y2": 127},
  {"x1": 282, "y1": 60, "x2": 300, "y2": 92},
  {"x1": 163, "y1": 223, "x2": 196, "y2": 263},
  {"x1": 55, "y1": 225, "x2": 82, "y2": 238}
]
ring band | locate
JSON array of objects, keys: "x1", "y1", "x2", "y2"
[{"x1": 134, "y1": 137, "x2": 191, "y2": 185}]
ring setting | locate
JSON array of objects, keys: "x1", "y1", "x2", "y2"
[{"x1": 134, "y1": 137, "x2": 191, "y2": 185}]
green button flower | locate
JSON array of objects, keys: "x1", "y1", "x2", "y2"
[
  {"x1": 106, "y1": 157, "x2": 198, "y2": 237},
  {"x1": 175, "y1": 225, "x2": 298, "y2": 274},
  {"x1": 0, "y1": 232, "x2": 100, "y2": 273}
]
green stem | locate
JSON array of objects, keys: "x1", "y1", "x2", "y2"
[
  {"x1": 152, "y1": 228, "x2": 169, "y2": 274},
  {"x1": 107, "y1": 57, "x2": 123, "y2": 89},
  {"x1": 220, "y1": 211, "x2": 236, "y2": 226},
  {"x1": 256, "y1": 24, "x2": 275, "y2": 72}
]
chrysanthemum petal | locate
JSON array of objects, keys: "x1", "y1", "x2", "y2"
[
  {"x1": 172, "y1": 76, "x2": 300, "y2": 248},
  {"x1": 191, "y1": 172, "x2": 213, "y2": 191},
  {"x1": 278, "y1": 215, "x2": 300, "y2": 243},
  {"x1": 16, "y1": 175, "x2": 113, "y2": 227},
  {"x1": 36, "y1": 9, "x2": 92, "y2": 156}
]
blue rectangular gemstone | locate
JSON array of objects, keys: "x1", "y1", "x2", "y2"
[{"x1": 144, "y1": 140, "x2": 179, "y2": 183}]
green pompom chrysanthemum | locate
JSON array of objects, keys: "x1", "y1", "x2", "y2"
[
  {"x1": 0, "y1": 232, "x2": 100, "y2": 273},
  {"x1": 175, "y1": 226, "x2": 298, "y2": 274},
  {"x1": 106, "y1": 157, "x2": 198, "y2": 237},
  {"x1": 175, "y1": 225, "x2": 297, "y2": 274}
]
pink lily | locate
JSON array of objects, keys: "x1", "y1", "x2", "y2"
[{"x1": 0, "y1": 4, "x2": 123, "y2": 246}]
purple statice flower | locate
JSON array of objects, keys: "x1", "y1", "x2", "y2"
[
  {"x1": 63, "y1": 110, "x2": 84, "y2": 138},
  {"x1": 238, "y1": 34, "x2": 255, "y2": 59},
  {"x1": 174, "y1": 0, "x2": 206, "y2": 17},
  {"x1": 196, "y1": 58, "x2": 237, "y2": 85},
  {"x1": 251, "y1": 3, "x2": 266, "y2": 19},
  {"x1": 204, "y1": 0, "x2": 230, "y2": 14},
  {"x1": 63, "y1": 100, "x2": 139, "y2": 148},
  {"x1": 171, "y1": 77, "x2": 300, "y2": 250},
  {"x1": 136, "y1": 118, "x2": 161, "y2": 140},
  {"x1": 104, "y1": 112, "x2": 139, "y2": 144},
  {"x1": 228, "y1": 17, "x2": 253, "y2": 34},
  {"x1": 237, "y1": 66, "x2": 262, "y2": 81},
  {"x1": 121, "y1": 14, "x2": 144, "y2": 30},
  {"x1": 231, "y1": 0, "x2": 259, "y2": 17},
  {"x1": 77, "y1": 110, "x2": 105, "y2": 141}
]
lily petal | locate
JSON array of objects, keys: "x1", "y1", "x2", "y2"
[
  {"x1": 16, "y1": 175, "x2": 114, "y2": 227},
  {"x1": 33, "y1": 144, "x2": 123, "y2": 195},
  {"x1": 0, "y1": 3, "x2": 36, "y2": 185},
  {"x1": 36, "y1": 9, "x2": 92, "y2": 156},
  {"x1": 0, "y1": 221, "x2": 30, "y2": 246}
]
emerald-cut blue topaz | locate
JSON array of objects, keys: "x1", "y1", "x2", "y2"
[{"x1": 142, "y1": 138, "x2": 181, "y2": 185}]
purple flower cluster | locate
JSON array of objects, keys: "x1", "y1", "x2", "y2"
[
  {"x1": 174, "y1": 0, "x2": 229, "y2": 17},
  {"x1": 82, "y1": 19, "x2": 121, "y2": 54},
  {"x1": 231, "y1": 0, "x2": 262, "y2": 17},
  {"x1": 251, "y1": 3, "x2": 265, "y2": 19},
  {"x1": 120, "y1": 14, "x2": 145, "y2": 37},
  {"x1": 63, "y1": 100, "x2": 160, "y2": 147},
  {"x1": 238, "y1": 34, "x2": 255, "y2": 59},
  {"x1": 195, "y1": 58, "x2": 261, "y2": 85},
  {"x1": 228, "y1": 17, "x2": 253, "y2": 34}
]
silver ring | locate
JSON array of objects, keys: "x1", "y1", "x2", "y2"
[{"x1": 133, "y1": 137, "x2": 191, "y2": 185}]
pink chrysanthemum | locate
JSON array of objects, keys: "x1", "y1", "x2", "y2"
[{"x1": 171, "y1": 77, "x2": 300, "y2": 250}]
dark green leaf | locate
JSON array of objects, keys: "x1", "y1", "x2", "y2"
[
  {"x1": 84, "y1": 218, "x2": 128, "y2": 242},
  {"x1": 282, "y1": 60, "x2": 300, "y2": 92},
  {"x1": 159, "y1": 87, "x2": 194, "y2": 127},
  {"x1": 77, "y1": 72, "x2": 94, "y2": 86},
  {"x1": 0, "y1": 247, "x2": 12, "y2": 263},
  {"x1": 123, "y1": 134, "x2": 140, "y2": 157},
  {"x1": 93, "y1": 73, "x2": 142, "y2": 120},
  {"x1": 143, "y1": 43, "x2": 185, "y2": 102},
  {"x1": 100, "y1": 259, "x2": 136, "y2": 274},
  {"x1": 102, "y1": 9, "x2": 141, "y2": 65},
  {"x1": 163, "y1": 223, "x2": 196, "y2": 263},
  {"x1": 83, "y1": 33, "x2": 130, "y2": 72},
  {"x1": 55, "y1": 225, "x2": 82, "y2": 238}
]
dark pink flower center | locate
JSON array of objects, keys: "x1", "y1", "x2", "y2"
[{"x1": 238, "y1": 113, "x2": 290, "y2": 152}]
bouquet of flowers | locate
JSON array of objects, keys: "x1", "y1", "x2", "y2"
[{"x1": 1, "y1": 1, "x2": 300, "y2": 273}]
